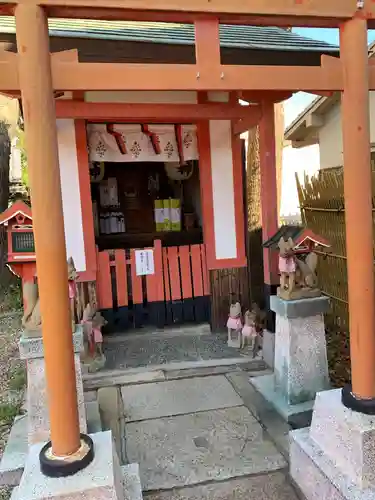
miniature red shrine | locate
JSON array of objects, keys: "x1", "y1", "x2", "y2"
[
  {"x1": 263, "y1": 225, "x2": 331, "y2": 255},
  {"x1": 0, "y1": 200, "x2": 36, "y2": 290}
]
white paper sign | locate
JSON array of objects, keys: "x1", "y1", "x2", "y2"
[{"x1": 135, "y1": 249, "x2": 155, "y2": 276}]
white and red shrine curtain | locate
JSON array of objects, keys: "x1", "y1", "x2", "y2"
[{"x1": 87, "y1": 124, "x2": 199, "y2": 163}]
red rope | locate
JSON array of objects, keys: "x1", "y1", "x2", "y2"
[
  {"x1": 106, "y1": 124, "x2": 127, "y2": 154},
  {"x1": 175, "y1": 124, "x2": 184, "y2": 163},
  {"x1": 141, "y1": 124, "x2": 161, "y2": 155}
]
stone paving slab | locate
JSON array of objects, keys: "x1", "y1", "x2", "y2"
[
  {"x1": 121, "y1": 376, "x2": 243, "y2": 422},
  {"x1": 125, "y1": 406, "x2": 286, "y2": 491},
  {"x1": 226, "y1": 372, "x2": 290, "y2": 459},
  {"x1": 144, "y1": 471, "x2": 298, "y2": 500}
]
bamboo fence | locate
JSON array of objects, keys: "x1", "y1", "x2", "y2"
[{"x1": 297, "y1": 161, "x2": 375, "y2": 332}]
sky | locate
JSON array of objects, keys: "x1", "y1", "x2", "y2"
[
  {"x1": 285, "y1": 28, "x2": 375, "y2": 127},
  {"x1": 280, "y1": 28, "x2": 375, "y2": 217}
]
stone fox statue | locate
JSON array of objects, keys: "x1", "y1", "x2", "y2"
[
  {"x1": 295, "y1": 252, "x2": 318, "y2": 289},
  {"x1": 278, "y1": 237, "x2": 319, "y2": 293},
  {"x1": 22, "y1": 280, "x2": 42, "y2": 333},
  {"x1": 22, "y1": 257, "x2": 78, "y2": 334}
]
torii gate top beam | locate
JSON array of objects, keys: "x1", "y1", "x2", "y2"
[{"x1": 0, "y1": 0, "x2": 374, "y2": 28}]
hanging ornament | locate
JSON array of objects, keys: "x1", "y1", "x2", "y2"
[
  {"x1": 89, "y1": 162, "x2": 105, "y2": 183},
  {"x1": 164, "y1": 161, "x2": 194, "y2": 181}
]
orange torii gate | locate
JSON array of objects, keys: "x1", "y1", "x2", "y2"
[{"x1": 0, "y1": 0, "x2": 373, "y2": 480}]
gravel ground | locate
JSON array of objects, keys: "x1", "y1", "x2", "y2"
[{"x1": 0, "y1": 311, "x2": 24, "y2": 500}]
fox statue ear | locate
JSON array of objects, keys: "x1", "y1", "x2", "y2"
[{"x1": 287, "y1": 237, "x2": 294, "y2": 247}]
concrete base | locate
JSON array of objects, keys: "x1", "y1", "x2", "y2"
[
  {"x1": 12, "y1": 431, "x2": 142, "y2": 500},
  {"x1": 290, "y1": 428, "x2": 375, "y2": 500},
  {"x1": 0, "y1": 400, "x2": 102, "y2": 487},
  {"x1": 19, "y1": 327, "x2": 87, "y2": 445},
  {"x1": 271, "y1": 295, "x2": 330, "y2": 407},
  {"x1": 290, "y1": 389, "x2": 375, "y2": 500},
  {"x1": 251, "y1": 373, "x2": 314, "y2": 423},
  {"x1": 262, "y1": 330, "x2": 275, "y2": 369}
]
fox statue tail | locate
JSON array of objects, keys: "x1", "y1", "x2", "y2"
[
  {"x1": 305, "y1": 252, "x2": 318, "y2": 275},
  {"x1": 296, "y1": 252, "x2": 318, "y2": 288}
]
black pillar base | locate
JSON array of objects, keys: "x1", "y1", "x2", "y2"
[
  {"x1": 39, "y1": 434, "x2": 94, "y2": 478},
  {"x1": 342, "y1": 384, "x2": 375, "y2": 415},
  {"x1": 264, "y1": 283, "x2": 278, "y2": 333}
]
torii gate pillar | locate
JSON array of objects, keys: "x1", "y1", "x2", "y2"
[
  {"x1": 290, "y1": 17, "x2": 375, "y2": 500},
  {"x1": 14, "y1": 3, "x2": 93, "y2": 476}
]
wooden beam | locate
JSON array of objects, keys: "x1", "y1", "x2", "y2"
[
  {"x1": 306, "y1": 91, "x2": 335, "y2": 97},
  {"x1": 194, "y1": 18, "x2": 221, "y2": 78},
  {"x1": 0, "y1": 0, "x2": 365, "y2": 27},
  {"x1": 239, "y1": 91, "x2": 293, "y2": 103},
  {"x1": 0, "y1": 58, "x2": 346, "y2": 92},
  {"x1": 16, "y1": 53, "x2": 375, "y2": 93},
  {"x1": 233, "y1": 107, "x2": 262, "y2": 135},
  {"x1": 51, "y1": 49, "x2": 78, "y2": 62},
  {"x1": 52, "y1": 62, "x2": 344, "y2": 92},
  {"x1": 55, "y1": 100, "x2": 254, "y2": 121}
]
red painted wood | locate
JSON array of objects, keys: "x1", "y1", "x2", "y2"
[
  {"x1": 163, "y1": 248, "x2": 171, "y2": 302},
  {"x1": 96, "y1": 251, "x2": 113, "y2": 310},
  {"x1": 114, "y1": 249, "x2": 128, "y2": 307},
  {"x1": 179, "y1": 245, "x2": 193, "y2": 299},
  {"x1": 167, "y1": 247, "x2": 181, "y2": 300},
  {"x1": 190, "y1": 244, "x2": 204, "y2": 297},
  {"x1": 130, "y1": 249, "x2": 143, "y2": 304},
  {"x1": 145, "y1": 247, "x2": 156, "y2": 303},
  {"x1": 144, "y1": 241, "x2": 164, "y2": 303},
  {"x1": 200, "y1": 244, "x2": 210, "y2": 295}
]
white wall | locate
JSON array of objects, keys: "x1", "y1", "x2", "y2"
[
  {"x1": 56, "y1": 119, "x2": 86, "y2": 273},
  {"x1": 209, "y1": 120, "x2": 237, "y2": 260},
  {"x1": 318, "y1": 104, "x2": 343, "y2": 169},
  {"x1": 318, "y1": 91, "x2": 375, "y2": 169}
]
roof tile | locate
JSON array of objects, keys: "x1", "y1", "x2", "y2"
[{"x1": 0, "y1": 17, "x2": 338, "y2": 52}]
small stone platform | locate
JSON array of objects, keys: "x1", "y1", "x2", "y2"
[{"x1": 102, "y1": 329, "x2": 257, "y2": 371}]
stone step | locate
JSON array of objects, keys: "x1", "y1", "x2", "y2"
[
  {"x1": 86, "y1": 400, "x2": 102, "y2": 434},
  {"x1": 0, "y1": 400, "x2": 102, "y2": 487},
  {"x1": 144, "y1": 471, "x2": 297, "y2": 500},
  {"x1": 84, "y1": 358, "x2": 266, "y2": 390}
]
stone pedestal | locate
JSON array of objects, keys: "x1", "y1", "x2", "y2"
[
  {"x1": 19, "y1": 327, "x2": 87, "y2": 445},
  {"x1": 290, "y1": 388, "x2": 375, "y2": 500},
  {"x1": 12, "y1": 431, "x2": 140, "y2": 500},
  {"x1": 251, "y1": 295, "x2": 330, "y2": 421}
]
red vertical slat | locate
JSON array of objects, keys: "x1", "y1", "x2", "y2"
[
  {"x1": 190, "y1": 244, "x2": 204, "y2": 297},
  {"x1": 130, "y1": 249, "x2": 143, "y2": 304},
  {"x1": 146, "y1": 240, "x2": 164, "y2": 303},
  {"x1": 115, "y1": 249, "x2": 128, "y2": 307},
  {"x1": 96, "y1": 251, "x2": 113, "y2": 309},
  {"x1": 179, "y1": 245, "x2": 193, "y2": 299},
  {"x1": 200, "y1": 244, "x2": 210, "y2": 295},
  {"x1": 163, "y1": 248, "x2": 171, "y2": 302},
  {"x1": 167, "y1": 247, "x2": 181, "y2": 300}
]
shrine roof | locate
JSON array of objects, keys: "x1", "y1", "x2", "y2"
[
  {"x1": 0, "y1": 18, "x2": 338, "y2": 53},
  {"x1": 0, "y1": 200, "x2": 32, "y2": 226},
  {"x1": 263, "y1": 225, "x2": 330, "y2": 250}
]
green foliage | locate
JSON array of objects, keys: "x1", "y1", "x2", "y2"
[
  {"x1": 0, "y1": 402, "x2": 19, "y2": 425},
  {"x1": 0, "y1": 281, "x2": 22, "y2": 314},
  {"x1": 8, "y1": 366, "x2": 26, "y2": 392}
]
